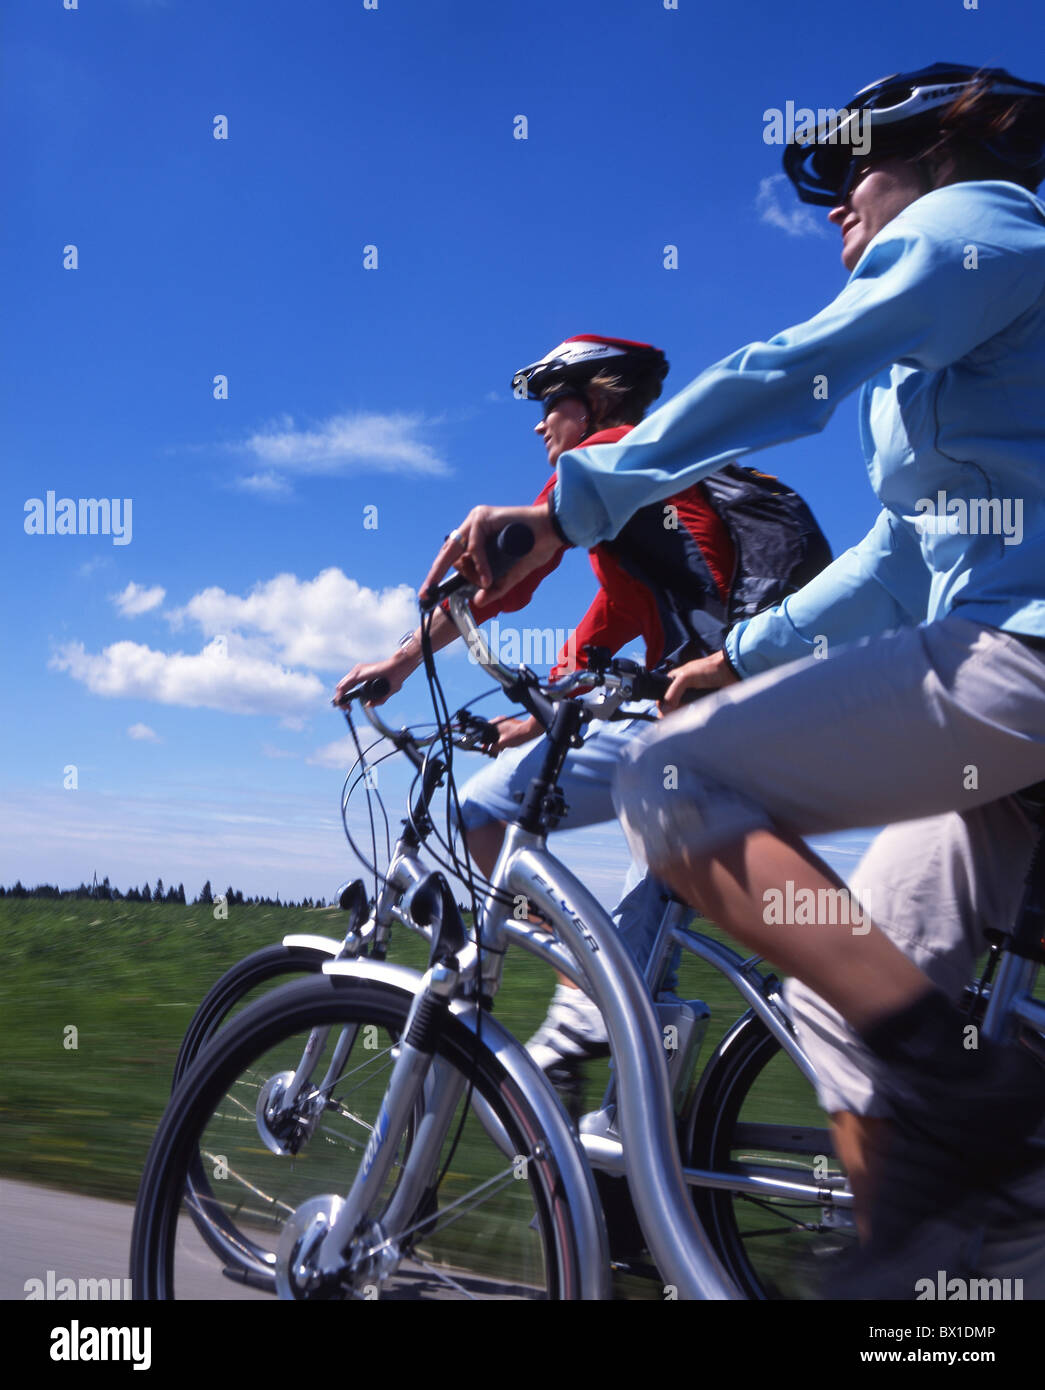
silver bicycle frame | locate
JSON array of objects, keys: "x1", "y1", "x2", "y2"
[{"x1": 489, "y1": 821, "x2": 740, "y2": 1299}]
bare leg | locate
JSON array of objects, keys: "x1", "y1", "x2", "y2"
[
  {"x1": 653, "y1": 827, "x2": 931, "y2": 1029},
  {"x1": 464, "y1": 819, "x2": 579, "y2": 990},
  {"x1": 830, "y1": 1111, "x2": 888, "y2": 1243},
  {"x1": 464, "y1": 820, "x2": 506, "y2": 881}
]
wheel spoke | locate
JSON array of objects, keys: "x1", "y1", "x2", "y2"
[
  {"x1": 198, "y1": 1151, "x2": 298, "y2": 1214},
  {"x1": 360, "y1": 1161, "x2": 521, "y2": 1259},
  {"x1": 135, "y1": 976, "x2": 573, "y2": 1299},
  {"x1": 688, "y1": 1019, "x2": 857, "y2": 1299}
]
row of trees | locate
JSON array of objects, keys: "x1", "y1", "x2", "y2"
[{"x1": 0, "y1": 877, "x2": 329, "y2": 909}]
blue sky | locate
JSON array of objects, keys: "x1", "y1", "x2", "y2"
[{"x1": 3, "y1": 0, "x2": 1039, "y2": 905}]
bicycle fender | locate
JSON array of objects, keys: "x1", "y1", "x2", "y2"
[{"x1": 281, "y1": 934, "x2": 343, "y2": 954}]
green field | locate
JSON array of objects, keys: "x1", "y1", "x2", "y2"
[
  {"x1": 0, "y1": 894, "x2": 798, "y2": 1203},
  {"x1": 0, "y1": 894, "x2": 839, "y2": 1297}
]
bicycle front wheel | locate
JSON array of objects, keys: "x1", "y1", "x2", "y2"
[{"x1": 133, "y1": 973, "x2": 585, "y2": 1300}]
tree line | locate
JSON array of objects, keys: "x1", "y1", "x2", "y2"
[{"x1": 0, "y1": 877, "x2": 329, "y2": 909}]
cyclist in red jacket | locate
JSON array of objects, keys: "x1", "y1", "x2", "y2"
[{"x1": 337, "y1": 335, "x2": 828, "y2": 1110}]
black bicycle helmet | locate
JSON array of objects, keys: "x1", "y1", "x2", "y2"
[{"x1": 783, "y1": 62, "x2": 1045, "y2": 206}]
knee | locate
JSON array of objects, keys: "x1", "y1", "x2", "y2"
[{"x1": 613, "y1": 738, "x2": 769, "y2": 873}]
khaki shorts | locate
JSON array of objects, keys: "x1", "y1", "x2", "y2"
[
  {"x1": 785, "y1": 802, "x2": 1040, "y2": 1117},
  {"x1": 613, "y1": 615, "x2": 1045, "y2": 865},
  {"x1": 612, "y1": 615, "x2": 1045, "y2": 1111},
  {"x1": 612, "y1": 615, "x2": 1045, "y2": 1285},
  {"x1": 786, "y1": 809, "x2": 1045, "y2": 1293}
]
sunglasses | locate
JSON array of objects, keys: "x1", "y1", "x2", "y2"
[{"x1": 541, "y1": 389, "x2": 590, "y2": 420}]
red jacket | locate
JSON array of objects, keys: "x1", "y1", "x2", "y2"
[{"x1": 469, "y1": 426, "x2": 736, "y2": 679}]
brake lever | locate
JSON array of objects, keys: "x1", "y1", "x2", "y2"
[{"x1": 453, "y1": 711, "x2": 501, "y2": 757}]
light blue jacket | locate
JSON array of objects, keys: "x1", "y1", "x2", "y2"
[{"x1": 552, "y1": 182, "x2": 1045, "y2": 662}]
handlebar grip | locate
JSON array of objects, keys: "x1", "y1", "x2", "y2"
[
  {"x1": 488, "y1": 522, "x2": 535, "y2": 578},
  {"x1": 630, "y1": 670, "x2": 671, "y2": 701},
  {"x1": 421, "y1": 523, "x2": 535, "y2": 609},
  {"x1": 464, "y1": 717, "x2": 501, "y2": 751},
  {"x1": 343, "y1": 676, "x2": 390, "y2": 706},
  {"x1": 628, "y1": 670, "x2": 707, "y2": 706}
]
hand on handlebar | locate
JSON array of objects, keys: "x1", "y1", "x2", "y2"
[
  {"x1": 659, "y1": 650, "x2": 740, "y2": 714},
  {"x1": 420, "y1": 502, "x2": 563, "y2": 606},
  {"x1": 333, "y1": 655, "x2": 408, "y2": 708},
  {"x1": 488, "y1": 713, "x2": 543, "y2": 751}
]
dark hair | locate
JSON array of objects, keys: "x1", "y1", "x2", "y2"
[{"x1": 914, "y1": 81, "x2": 1045, "y2": 191}]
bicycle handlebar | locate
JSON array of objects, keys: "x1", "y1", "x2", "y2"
[
  {"x1": 433, "y1": 530, "x2": 676, "y2": 731},
  {"x1": 419, "y1": 522, "x2": 535, "y2": 611},
  {"x1": 350, "y1": 676, "x2": 391, "y2": 705},
  {"x1": 344, "y1": 522, "x2": 683, "y2": 781}
]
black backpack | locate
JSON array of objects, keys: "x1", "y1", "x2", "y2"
[
  {"x1": 601, "y1": 463, "x2": 833, "y2": 671},
  {"x1": 703, "y1": 463, "x2": 833, "y2": 623}
]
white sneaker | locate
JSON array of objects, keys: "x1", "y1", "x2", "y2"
[{"x1": 525, "y1": 984, "x2": 610, "y2": 1073}]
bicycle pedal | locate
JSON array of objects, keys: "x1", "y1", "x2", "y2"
[
  {"x1": 610, "y1": 1258, "x2": 659, "y2": 1281},
  {"x1": 221, "y1": 1264, "x2": 277, "y2": 1292}
]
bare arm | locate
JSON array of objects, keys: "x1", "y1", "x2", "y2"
[{"x1": 332, "y1": 606, "x2": 461, "y2": 707}]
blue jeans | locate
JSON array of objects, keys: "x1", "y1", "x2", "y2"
[{"x1": 455, "y1": 705, "x2": 683, "y2": 987}]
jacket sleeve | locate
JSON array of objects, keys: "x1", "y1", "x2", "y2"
[
  {"x1": 723, "y1": 508, "x2": 930, "y2": 676},
  {"x1": 463, "y1": 478, "x2": 565, "y2": 623},
  {"x1": 550, "y1": 587, "x2": 643, "y2": 681},
  {"x1": 551, "y1": 184, "x2": 1045, "y2": 548}
]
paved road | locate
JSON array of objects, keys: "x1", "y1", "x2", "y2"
[
  {"x1": 1, "y1": 1177, "x2": 268, "y2": 1301},
  {"x1": 0, "y1": 1177, "x2": 568, "y2": 1301}
]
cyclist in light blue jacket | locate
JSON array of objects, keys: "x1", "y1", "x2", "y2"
[{"x1": 423, "y1": 63, "x2": 1045, "y2": 1297}]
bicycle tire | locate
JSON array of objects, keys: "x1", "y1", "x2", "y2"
[
  {"x1": 685, "y1": 1011, "x2": 856, "y2": 1300},
  {"x1": 173, "y1": 942, "x2": 332, "y2": 1087},
  {"x1": 172, "y1": 942, "x2": 390, "y2": 1280},
  {"x1": 132, "y1": 973, "x2": 585, "y2": 1300}
]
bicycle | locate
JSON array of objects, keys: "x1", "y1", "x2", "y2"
[
  {"x1": 161, "y1": 674, "x2": 849, "y2": 1297},
  {"x1": 132, "y1": 531, "x2": 1045, "y2": 1300}
]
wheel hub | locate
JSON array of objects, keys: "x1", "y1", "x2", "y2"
[
  {"x1": 275, "y1": 1195, "x2": 346, "y2": 1299},
  {"x1": 256, "y1": 1071, "x2": 322, "y2": 1155}
]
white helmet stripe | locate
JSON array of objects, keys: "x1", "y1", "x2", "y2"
[{"x1": 530, "y1": 339, "x2": 630, "y2": 370}]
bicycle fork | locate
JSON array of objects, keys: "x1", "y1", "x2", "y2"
[{"x1": 274, "y1": 959, "x2": 464, "y2": 1297}]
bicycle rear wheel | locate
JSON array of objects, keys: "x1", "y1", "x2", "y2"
[
  {"x1": 686, "y1": 1012, "x2": 856, "y2": 1299},
  {"x1": 132, "y1": 973, "x2": 585, "y2": 1300},
  {"x1": 171, "y1": 942, "x2": 340, "y2": 1278}
]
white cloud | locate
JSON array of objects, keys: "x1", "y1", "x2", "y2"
[
  {"x1": 261, "y1": 742, "x2": 296, "y2": 759},
  {"x1": 236, "y1": 471, "x2": 292, "y2": 496},
  {"x1": 55, "y1": 566, "x2": 418, "y2": 720},
  {"x1": 51, "y1": 637, "x2": 325, "y2": 719},
  {"x1": 78, "y1": 556, "x2": 114, "y2": 579},
  {"x1": 756, "y1": 175, "x2": 829, "y2": 238},
  {"x1": 169, "y1": 569, "x2": 417, "y2": 673},
  {"x1": 235, "y1": 412, "x2": 449, "y2": 492},
  {"x1": 113, "y1": 581, "x2": 166, "y2": 617},
  {"x1": 308, "y1": 734, "x2": 364, "y2": 769},
  {"x1": 128, "y1": 722, "x2": 161, "y2": 742}
]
